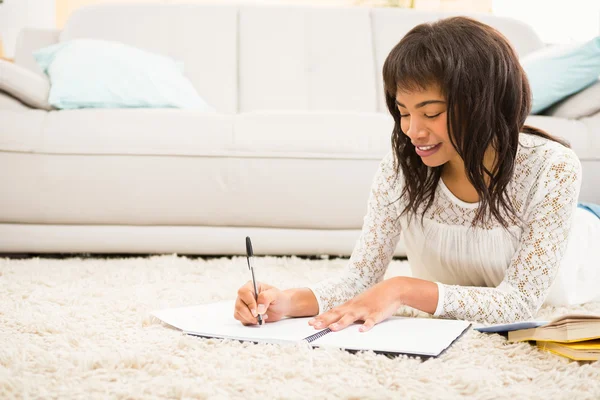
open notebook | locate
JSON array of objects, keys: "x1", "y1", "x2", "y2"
[{"x1": 151, "y1": 300, "x2": 471, "y2": 358}]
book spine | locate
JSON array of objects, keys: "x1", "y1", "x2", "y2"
[{"x1": 303, "y1": 328, "x2": 332, "y2": 343}]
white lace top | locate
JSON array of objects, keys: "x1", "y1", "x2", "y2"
[{"x1": 307, "y1": 133, "x2": 584, "y2": 324}]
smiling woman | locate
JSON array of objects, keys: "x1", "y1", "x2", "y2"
[
  {"x1": 382, "y1": 17, "x2": 572, "y2": 230},
  {"x1": 233, "y1": 16, "x2": 600, "y2": 332}
]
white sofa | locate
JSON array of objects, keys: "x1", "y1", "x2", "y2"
[{"x1": 1, "y1": 2, "x2": 599, "y2": 256}]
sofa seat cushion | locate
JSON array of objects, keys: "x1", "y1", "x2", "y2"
[
  {"x1": 1, "y1": 111, "x2": 593, "y2": 163},
  {"x1": 0, "y1": 109, "x2": 394, "y2": 159},
  {"x1": 0, "y1": 108, "x2": 234, "y2": 155},
  {"x1": 232, "y1": 111, "x2": 394, "y2": 158},
  {"x1": 0, "y1": 109, "x2": 48, "y2": 151}
]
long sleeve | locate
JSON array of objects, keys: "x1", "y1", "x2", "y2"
[
  {"x1": 307, "y1": 151, "x2": 402, "y2": 314},
  {"x1": 434, "y1": 150, "x2": 582, "y2": 324}
]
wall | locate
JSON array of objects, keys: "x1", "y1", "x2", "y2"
[
  {"x1": 55, "y1": 0, "x2": 492, "y2": 28},
  {"x1": 0, "y1": 0, "x2": 498, "y2": 59},
  {"x1": 493, "y1": 0, "x2": 600, "y2": 44},
  {"x1": 55, "y1": 0, "x2": 365, "y2": 28}
]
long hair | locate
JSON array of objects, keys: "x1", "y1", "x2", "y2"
[{"x1": 382, "y1": 16, "x2": 570, "y2": 228}]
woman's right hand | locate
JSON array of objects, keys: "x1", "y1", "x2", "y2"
[{"x1": 234, "y1": 281, "x2": 291, "y2": 325}]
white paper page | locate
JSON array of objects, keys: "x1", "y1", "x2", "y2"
[
  {"x1": 152, "y1": 300, "x2": 324, "y2": 344},
  {"x1": 311, "y1": 316, "x2": 470, "y2": 356}
]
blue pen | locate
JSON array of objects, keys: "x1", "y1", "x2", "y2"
[{"x1": 246, "y1": 236, "x2": 263, "y2": 326}]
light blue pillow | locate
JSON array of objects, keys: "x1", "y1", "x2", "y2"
[
  {"x1": 33, "y1": 38, "x2": 215, "y2": 111},
  {"x1": 522, "y1": 36, "x2": 600, "y2": 114}
]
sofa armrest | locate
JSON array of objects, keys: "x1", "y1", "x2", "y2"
[{"x1": 0, "y1": 60, "x2": 53, "y2": 110}]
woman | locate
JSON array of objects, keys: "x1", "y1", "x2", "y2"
[{"x1": 233, "y1": 16, "x2": 600, "y2": 329}]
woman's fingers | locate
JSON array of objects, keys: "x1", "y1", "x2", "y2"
[
  {"x1": 234, "y1": 310, "x2": 253, "y2": 326},
  {"x1": 359, "y1": 310, "x2": 388, "y2": 332},
  {"x1": 309, "y1": 307, "x2": 378, "y2": 332},
  {"x1": 234, "y1": 297, "x2": 258, "y2": 325},
  {"x1": 308, "y1": 309, "x2": 340, "y2": 329},
  {"x1": 309, "y1": 309, "x2": 361, "y2": 331},
  {"x1": 360, "y1": 317, "x2": 377, "y2": 332},
  {"x1": 256, "y1": 288, "x2": 278, "y2": 316},
  {"x1": 310, "y1": 305, "x2": 346, "y2": 327},
  {"x1": 328, "y1": 312, "x2": 359, "y2": 332},
  {"x1": 237, "y1": 280, "x2": 260, "y2": 317}
]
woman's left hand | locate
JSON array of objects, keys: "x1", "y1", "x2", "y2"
[{"x1": 308, "y1": 277, "x2": 405, "y2": 333}]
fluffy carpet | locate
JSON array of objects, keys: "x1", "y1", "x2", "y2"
[{"x1": 1, "y1": 254, "x2": 599, "y2": 399}]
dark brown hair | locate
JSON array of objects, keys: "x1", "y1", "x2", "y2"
[{"x1": 382, "y1": 16, "x2": 569, "y2": 228}]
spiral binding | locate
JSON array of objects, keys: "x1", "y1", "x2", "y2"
[{"x1": 303, "y1": 328, "x2": 332, "y2": 343}]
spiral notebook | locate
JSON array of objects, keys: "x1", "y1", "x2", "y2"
[{"x1": 151, "y1": 300, "x2": 471, "y2": 358}]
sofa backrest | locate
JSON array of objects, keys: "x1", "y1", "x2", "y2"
[
  {"x1": 238, "y1": 6, "x2": 378, "y2": 113},
  {"x1": 17, "y1": 3, "x2": 544, "y2": 115}
]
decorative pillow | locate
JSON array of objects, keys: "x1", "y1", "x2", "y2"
[
  {"x1": 33, "y1": 39, "x2": 214, "y2": 111},
  {"x1": 543, "y1": 79, "x2": 600, "y2": 119},
  {"x1": 521, "y1": 37, "x2": 600, "y2": 114},
  {"x1": 0, "y1": 59, "x2": 52, "y2": 110}
]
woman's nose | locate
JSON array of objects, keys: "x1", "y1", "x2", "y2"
[{"x1": 406, "y1": 120, "x2": 428, "y2": 140}]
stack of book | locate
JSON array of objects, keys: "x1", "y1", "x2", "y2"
[
  {"x1": 476, "y1": 314, "x2": 600, "y2": 361},
  {"x1": 507, "y1": 314, "x2": 600, "y2": 361}
]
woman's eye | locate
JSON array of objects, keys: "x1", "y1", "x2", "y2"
[
  {"x1": 425, "y1": 113, "x2": 442, "y2": 119},
  {"x1": 400, "y1": 114, "x2": 410, "y2": 118}
]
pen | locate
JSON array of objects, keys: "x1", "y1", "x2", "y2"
[{"x1": 246, "y1": 236, "x2": 263, "y2": 326}]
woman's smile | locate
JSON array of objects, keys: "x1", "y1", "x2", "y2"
[{"x1": 415, "y1": 142, "x2": 442, "y2": 157}]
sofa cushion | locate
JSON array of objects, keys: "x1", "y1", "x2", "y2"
[
  {"x1": 0, "y1": 109, "x2": 394, "y2": 158},
  {"x1": 0, "y1": 109, "x2": 234, "y2": 155},
  {"x1": 0, "y1": 110, "x2": 48, "y2": 152},
  {"x1": 60, "y1": 3, "x2": 237, "y2": 114},
  {"x1": 5, "y1": 110, "x2": 591, "y2": 162},
  {"x1": 233, "y1": 111, "x2": 394, "y2": 157},
  {"x1": 238, "y1": 6, "x2": 377, "y2": 113}
]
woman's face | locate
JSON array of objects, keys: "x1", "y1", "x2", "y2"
[{"x1": 396, "y1": 85, "x2": 460, "y2": 169}]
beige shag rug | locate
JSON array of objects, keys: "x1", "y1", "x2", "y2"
[{"x1": 1, "y1": 254, "x2": 600, "y2": 399}]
